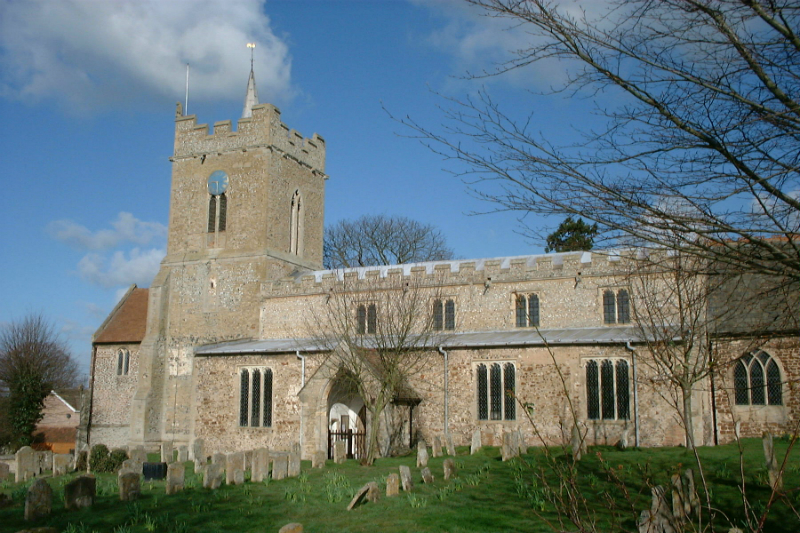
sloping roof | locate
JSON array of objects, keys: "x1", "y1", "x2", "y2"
[
  {"x1": 195, "y1": 326, "x2": 646, "y2": 356},
  {"x1": 93, "y1": 286, "x2": 149, "y2": 344},
  {"x1": 51, "y1": 389, "x2": 82, "y2": 412}
]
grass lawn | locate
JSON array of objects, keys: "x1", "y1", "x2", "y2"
[{"x1": 1, "y1": 439, "x2": 798, "y2": 533}]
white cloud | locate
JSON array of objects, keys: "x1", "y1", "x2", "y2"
[
  {"x1": 48, "y1": 212, "x2": 167, "y2": 250},
  {"x1": 78, "y1": 247, "x2": 164, "y2": 289},
  {"x1": 0, "y1": 0, "x2": 292, "y2": 110}
]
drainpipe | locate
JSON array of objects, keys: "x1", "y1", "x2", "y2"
[
  {"x1": 296, "y1": 351, "x2": 306, "y2": 389},
  {"x1": 438, "y1": 346, "x2": 449, "y2": 437},
  {"x1": 625, "y1": 342, "x2": 640, "y2": 448},
  {"x1": 296, "y1": 351, "x2": 306, "y2": 456}
]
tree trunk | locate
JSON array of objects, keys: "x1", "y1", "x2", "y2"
[{"x1": 682, "y1": 387, "x2": 695, "y2": 451}]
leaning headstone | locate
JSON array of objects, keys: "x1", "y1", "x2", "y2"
[
  {"x1": 443, "y1": 458, "x2": 457, "y2": 480},
  {"x1": 177, "y1": 446, "x2": 189, "y2": 463},
  {"x1": 312, "y1": 450, "x2": 326, "y2": 469},
  {"x1": 470, "y1": 430, "x2": 482, "y2": 455},
  {"x1": 431, "y1": 436, "x2": 442, "y2": 458},
  {"x1": 203, "y1": 462, "x2": 224, "y2": 489},
  {"x1": 386, "y1": 473, "x2": 400, "y2": 496},
  {"x1": 52, "y1": 454, "x2": 72, "y2": 477},
  {"x1": 226, "y1": 452, "x2": 245, "y2": 485},
  {"x1": 272, "y1": 454, "x2": 288, "y2": 481},
  {"x1": 25, "y1": 478, "x2": 53, "y2": 521},
  {"x1": 763, "y1": 432, "x2": 783, "y2": 491},
  {"x1": 287, "y1": 452, "x2": 301, "y2": 478},
  {"x1": 15, "y1": 446, "x2": 36, "y2": 483},
  {"x1": 445, "y1": 434, "x2": 456, "y2": 456},
  {"x1": 333, "y1": 441, "x2": 346, "y2": 464},
  {"x1": 118, "y1": 471, "x2": 141, "y2": 501},
  {"x1": 416, "y1": 444, "x2": 429, "y2": 468},
  {"x1": 160, "y1": 442, "x2": 173, "y2": 463},
  {"x1": 64, "y1": 475, "x2": 96, "y2": 510},
  {"x1": 421, "y1": 467, "x2": 434, "y2": 484},
  {"x1": 279, "y1": 523, "x2": 304, "y2": 533},
  {"x1": 347, "y1": 481, "x2": 380, "y2": 510},
  {"x1": 191, "y1": 439, "x2": 205, "y2": 470},
  {"x1": 252, "y1": 448, "x2": 270, "y2": 483},
  {"x1": 166, "y1": 462, "x2": 185, "y2": 494},
  {"x1": 399, "y1": 465, "x2": 413, "y2": 492}
]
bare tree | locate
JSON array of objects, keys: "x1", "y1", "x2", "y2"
[
  {"x1": 0, "y1": 314, "x2": 80, "y2": 447},
  {"x1": 305, "y1": 273, "x2": 447, "y2": 464},
  {"x1": 403, "y1": 0, "x2": 799, "y2": 282},
  {"x1": 324, "y1": 214, "x2": 455, "y2": 269}
]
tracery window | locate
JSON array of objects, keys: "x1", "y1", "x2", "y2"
[
  {"x1": 239, "y1": 367, "x2": 273, "y2": 427},
  {"x1": 476, "y1": 362, "x2": 516, "y2": 421},
  {"x1": 733, "y1": 351, "x2": 783, "y2": 406},
  {"x1": 515, "y1": 294, "x2": 540, "y2": 327},
  {"x1": 586, "y1": 359, "x2": 630, "y2": 420},
  {"x1": 433, "y1": 299, "x2": 456, "y2": 331},
  {"x1": 603, "y1": 289, "x2": 630, "y2": 324},
  {"x1": 356, "y1": 304, "x2": 377, "y2": 334}
]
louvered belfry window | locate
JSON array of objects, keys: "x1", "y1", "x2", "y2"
[
  {"x1": 476, "y1": 362, "x2": 516, "y2": 421},
  {"x1": 239, "y1": 367, "x2": 273, "y2": 427}
]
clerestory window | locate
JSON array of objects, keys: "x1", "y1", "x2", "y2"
[
  {"x1": 433, "y1": 299, "x2": 456, "y2": 331},
  {"x1": 356, "y1": 304, "x2": 377, "y2": 334},
  {"x1": 515, "y1": 294, "x2": 540, "y2": 328},
  {"x1": 602, "y1": 289, "x2": 630, "y2": 324}
]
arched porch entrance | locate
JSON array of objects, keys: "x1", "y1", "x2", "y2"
[{"x1": 326, "y1": 377, "x2": 366, "y2": 460}]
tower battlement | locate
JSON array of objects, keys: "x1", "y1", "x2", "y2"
[{"x1": 173, "y1": 103, "x2": 326, "y2": 173}]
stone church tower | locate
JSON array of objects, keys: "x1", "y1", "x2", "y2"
[{"x1": 127, "y1": 70, "x2": 327, "y2": 447}]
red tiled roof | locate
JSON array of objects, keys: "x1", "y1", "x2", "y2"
[{"x1": 93, "y1": 287, "x2": 149, "y2": 344}]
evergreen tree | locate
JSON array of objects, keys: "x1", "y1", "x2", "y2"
[{"x1": 545, "y1": 217, "x2": 598, "y2": 253}]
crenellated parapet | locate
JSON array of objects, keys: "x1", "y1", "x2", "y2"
[
  {"x1": 172, "y1": 103, "x2": 326, "y2": 173},
  {"x1": 262, "y1": 250, "x2": 646, "y2": 297}
]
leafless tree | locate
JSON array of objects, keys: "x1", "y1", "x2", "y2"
[
  {"x1": 0, "y1": 314, "x2": 80, "y2": 446},
  {"x1": 403, "y1": 0, "x2": 799, "y2": 283},
  {"x1": 324, "y1": 214, "x2": 455, "y2": 269},
  {"x1": 305, "y1": 273, "x2": 448, "y2": 465}
]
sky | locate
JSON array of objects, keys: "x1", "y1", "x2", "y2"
[{"x1": 0, "y1": 0, "x2": 606, "y2": 376}]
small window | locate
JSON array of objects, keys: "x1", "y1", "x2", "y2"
[
  {"x1": 239, "y1": 367, "x2": 273, "y2": 427},
  {"x1": 208, "y1": 193, "x2": 227, "y2": 234},
  {"x1": 117, "y1": 349, "x2": 130, "y2": 376},
  {"x1": 357, "y1": 304, "x2": 377, "y2": 334},
  {"x1": 476, "y1": 362, "x2": 516, "y2": 421},
  {"x1": 603, "y1": 289, "x2": 630, "y2": 324},
  {"x1": 515, "y1": 294, "x2": 540, "y2": 327},
  {"x1": 289, "y1": 190, "x2": 303, "y2": 255},
  {"x1": 586, "y1": 358, "x2": 629, "y2": 420},
  {"x1": 603, "y1": 290, "x2": 616, "y2": 324},
  {"x1": 733, "y1": 351, "x2": 783, "y2": 406},
  {"x1": 433, "y1": 299, "x2": 456, "y2": 331}
]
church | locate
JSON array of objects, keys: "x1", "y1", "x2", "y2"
[{"x1": 83, "y1": 67, "x2": 798, "y2": 460}]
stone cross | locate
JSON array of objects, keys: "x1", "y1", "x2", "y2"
[{"x1": 25, "y1": 478, "x2": 53, "y2": 521}]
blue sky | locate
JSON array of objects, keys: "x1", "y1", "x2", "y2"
[{"x1": 0, "y1": 0, "x2": 603, "y2": 375}]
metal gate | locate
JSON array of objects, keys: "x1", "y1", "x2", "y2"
[{"x1": 327, "y1": 428, "x2": 366, "y2": 460}]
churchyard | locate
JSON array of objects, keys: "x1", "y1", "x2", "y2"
[{"x1": 0, "y1": 438, "x2": 798, "y2": 533}]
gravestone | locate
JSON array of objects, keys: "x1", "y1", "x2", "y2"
[
  {"x1": 502, "y1": 431, "x2": 519, "y2": 461},
  {"x1": 312, "y1": 450, "x2": 326, "y2": 469},
  {"x1": 129, "y1": 446, "x2": 147, "y2": 466},
  {"x1": 763, "y1": 432, "x2": 783, "y2": 491},
  {"x1": 386, "y1": 473, "x2": 400, "y2": 496},
  {"x1": 431, "y1": 436, "x2": 442, "y2": 458},
  {"x1": 212, "y1": 452, "x2": 226, "y2": 465},
  {"x1": 445, "y1": 434, "x2": 456, "y2": 456},
  {"x1": 399, "y1": 465, "x2": 413, "y2": 492},
  {"x1": 177, "y1": 446, "x2": 189, "y2": 463},
  {"x1": 421, "y1": 467, "x2": 434, "y2": 484},
  {"x1": 166, "y1": 462, "x2": 185, "y2": 494},
  {"x1": 232, "y1": 469, "x2": 245, "y2": 485},
  {"x1": 347, "y1": 481, "x2": 380, "y2": 510},
  {"x1": 64, "y1": 475, "x2": 96, "y2": 510},
  {"x1": 118, "y1": 472, "x2": 141, "y2": 501},
  {"x1": 245, "y1": 450, "x2": 254, "y2": 472},
  {"x1": 252, "y1": 448, "x2": 270, "y2": 483},
  {"x1": 25, "y1": 478, "x2": 53, "y2": 521},
  {"x1": 203, "y1": 462, "x2": 224, "y2": 489},
  {"x1": 637, "y1": 485, "x2": 674, "y2": 533},
  {"x1": 0, "y1": 462, "x2": 9, "y2": 479},
  {"x1": 36, "y1": 451, "x2": 52, "y2": 474},
  {"x1": 333, "y1": 441, "x2": 346, "y2": 464},
  {"x1": 516, "y1": 428, "x2": 528, "y2": 455},
  {"x1": 279, "y1": 524, "x2": 304, "y2": 533},
  {"x1": 226, "y1": 452, "x2": 244, "y2": 485},
  {"x1": 191, "y1": 439, "x2": 205, "y2": 471},
  {"x1": 287, "y1": 452, "x2": 301, "y2": 478},
  {"x1": 119, "y1": 459, "x2": 140, "y2": 476},
  {"x1": 160, "y1": 442, "x2": 173, "y2": 463},
  {"x1": 443, "y1": 458, "x2": 457, "y2": 480},
  {"x1": 16, "y1": 446, "x2": 36, "y2": 483},
  {"x1": 416, "y1": 443, "x2": 429, "y2": 468},
  {"x1": 470, "y1": 430, "x2": 482, "y2": 455},
  {"x1": 272, "y1": 454, "x2": 288, "y2": 480},
  {"x1": 52, "y1": 454, "x2": 72, "y2": 477}
]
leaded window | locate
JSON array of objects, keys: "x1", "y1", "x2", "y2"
[
  {"x1": 116, "y1": 349, "x2": 130, "y2": 376},
  {"x1": 733, "y1": 351, "x2": 783, "y2": 406},
  {"x1": 603, "y1": 289, "x2": 630, "y2": 324},
  {"x1": 586, "y1": 358, "x2": 630, "y2": 420},
  {"x1": 617, "y1": 290, "x2": 630, "y2": 324},
  {"x1": 357, "y1": 304, "x2": 377, "y2": 334},
  {"x1": 239, "y1": 367, "x2": 273, "y2": 427},
  {"x1": 208, "y1": 193, "x2": 227, "y2": 233},
  {"x1": 476, "y1": 362, "x2": 516, "y2": 421},
  {"x1": 515, "y1": 294, "x2": 540, "y2": 327},
  {"x1": 433, "y1": 299, "x2": 456, "y2": 331},
  {"x1": 603, "y1": 290, "x2": 616, "y2": 324}
]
